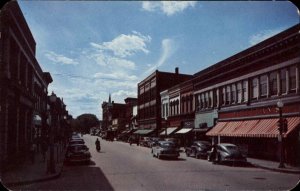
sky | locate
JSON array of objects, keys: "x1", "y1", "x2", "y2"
[{"x1": 17, "y1": 0, "x2": 299, "y2": 119}]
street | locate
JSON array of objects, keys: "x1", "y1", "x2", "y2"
[{"x1": 12, "y1": 134, "x2": 299, "y2": 191}]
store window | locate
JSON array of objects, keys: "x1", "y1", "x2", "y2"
[
  {"x1": 289, "y1": 65, "x2": 296, "y2": 92},
  {"x1": 251, "y1": 78, "x2": 258, "y2": 99},
  {"x1": 260, "y1": 75, "x2": 268, "y2": 97},
  {"x1": 269, "y1": 71, "x2": 278, "y2": 96}
]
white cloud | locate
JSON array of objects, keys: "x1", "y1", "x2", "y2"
[
  {"x1": 112, "y1": 90, "x2": 137, "y2": 100},
  {"x1": 142, "y1": 1, "x2": 196, "y2": 16},
  {"x1": 44, "y1": 51, "x2": 79, "y2": 65},
  {"x1": 145, "y1": 38, "x2": 176, "y2": 74},
  {"x1": 93, "y1": 72, "x2": 138, "y2": 81},
  {"x1": 90, "y1": 31, "x2": 151, "y2": 58},
  {"x1": 249, "y1": 28, "x2": 283, "y2": 46}
]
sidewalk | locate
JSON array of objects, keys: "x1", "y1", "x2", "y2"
[
  {"x1": 1, "y1": 146, "x2": 66, "y2": 188},
  {"x1": 247, "y1": 157, "x2": 300, "y2": 174}
]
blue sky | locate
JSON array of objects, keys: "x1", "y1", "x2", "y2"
[{"x1": 17, "y1": 1, "x2": 299, "y2": 119}]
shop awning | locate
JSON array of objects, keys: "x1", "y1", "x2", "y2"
[
  {"x1": 175, "y1": 128, "x2": 193, "y2": 134},
  {"x1": 206, "y1": 117, "x2": 300, "y2": 138},
  {"x1": 160, "y1": 127, "x2": 179, "y2": 136},
  {"x1": 134, "y1": 129, "x2": 154, "y2": 135}
]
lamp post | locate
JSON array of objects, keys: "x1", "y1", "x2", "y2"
[
  {"x1": 48, "y1": 91, "x2": 57, "y2": 173},
  {"x1": 277, "y1": 100, "x2": 285, "y2": 168}
]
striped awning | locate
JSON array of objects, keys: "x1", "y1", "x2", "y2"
[
  {"x1": 160, "y1": 127, "x2": 179, "y2": 136},
  {"x1": 206, "y1": 117, "x2": 300, "y2": 138},
  {"x1": 175, "y1": 128, "x2": 193, "y2": 134}
]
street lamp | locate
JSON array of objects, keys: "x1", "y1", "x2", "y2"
[
  {"x1": 277, "y1": 100, "x2": 286, "y2": 168},
  {"x1": 48, "y1": 91, "x2": 57, "y2": 173}
]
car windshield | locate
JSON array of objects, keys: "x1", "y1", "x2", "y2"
[
  {"x1": 224, "y1": 145, "x2": 239, "y2": 152},
  {"x1": 160, "y1": 142, "x2": 176, "y2": 148}
]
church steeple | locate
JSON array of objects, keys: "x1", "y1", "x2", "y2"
[{"x1": 108, "y1": 93, "x2": 111, "y2": 104}]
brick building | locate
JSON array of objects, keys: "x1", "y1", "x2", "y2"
[
  {"x1": 137, "y1": 68, "x2": 193, "y2": 136},
  {"x1": 0, "y1": 1, "x2": 53, "y2": 168},
  {"x1": 192, "y1": 24, "x2": 300, "y2": 165}
]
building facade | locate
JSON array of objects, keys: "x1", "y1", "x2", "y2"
[
  {"x1": 192, "y1": 24, "x2": 300, "y2": 165},
  {"x1": 137, "y1": 68, "x2": 193, "y2": 136},
  {"x1": 0, "y1": 1, "x2": 53, "y2": 169}
]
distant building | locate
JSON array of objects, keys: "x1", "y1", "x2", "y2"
[
  {"x1": 124, "y1": 97, "x2": 138, "y2": 130},
  {"x1": 137, "y1": 68, "x2": 193, "y2": 136},
  {"x1": 101, "y1": 94, "x2": 126, "y2": 134}
]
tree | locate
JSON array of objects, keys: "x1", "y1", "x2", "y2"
[{"x1": 76, "y1": 113, "x2": 100, "y2": 133}]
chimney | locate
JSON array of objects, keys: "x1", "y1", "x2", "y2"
[{"x1": 175, "y1": 67, "x2": 179, "y2": 74}]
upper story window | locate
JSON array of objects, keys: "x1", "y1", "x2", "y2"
[
  {"x1": 226, "y1": 86, "x2": 231, "y2": 104},
  {"x1": 242, "y1": 80, "x2": 248, "y2": 102},
  {"x1": 231, "y1": 84, "x2": 236, "y2": 104},
  {"x1": 289, "y1": 65, "x2": 296, "y2": 92},
  {"x1": 259, "y1": 75, "x2": 268, "y2": 97},
  {"x1": 251, "y1": 78, "x2": 258, "y2": 99},
  {"x1": 280, "y1": 68, "x2": 287, "y2": 94},
  {"x1": 269, "y1": 71, "x2": 278, "y2": 96},
  {"x1": 237, "y1": 82, "x2": 242, "y2": 103}
]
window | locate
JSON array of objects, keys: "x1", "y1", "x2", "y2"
[
  {"x1": 260, "y1": 75, "x2": 268, "y2": 97},
  {"x1": 201, "y1": 93, "x2": 205, "y2": 108},
  {"x1": 289, "y1": 66, "x2": 296, "y2": 92},
  {"x1": 251, "y1": 78, "x2": 258, "y2": 99},
  {"x1": 221, "y1": 87, "x2": 226, "y2": 105},
  {"x1": 237, "y1": 82, "x2": 242, "y2": 103},
  {"x1": 242, "y1": 80, "x2": 248, "y2": 102},
  {"x1": 269, "y1": 71, "x2": 278, "y2": 96},
  {"x1": 209, "y1": 91, "x2": 213, "y2": 108},
  {"x1": 166, "y1": 103, "x2": 169, "y2": 117},
  {"x1": 280, "y1": 69, "x2": 287, "y2": 94},
  {"x1": 231, "y1": 84, "x2": 236, "y2": 103},
  {"x1": 226, "y1": 86, "x2": 231, "y2": 104}
]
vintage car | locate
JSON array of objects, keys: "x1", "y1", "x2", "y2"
[
  {"x1": 185, "y1": 141, "x2": 212, "y2": 159},
  {"x1": 65, "y1": 144, "x2": 91, "y2": 164},
  {"x1": 152, "y1": 141, "x2": 180, "y2": 159},
  {"x1": 207, "y1": 143, "x2": 247, "y2": 164}
]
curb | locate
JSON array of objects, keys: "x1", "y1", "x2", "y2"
[{"x1": 251, "y1": 163, "x2": 300, "y2": 174}]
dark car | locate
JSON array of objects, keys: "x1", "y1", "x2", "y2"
[
  {"x1": 149, "y1": 137, "x2": 164, "y2": 148},
  {"x1": 207, "y1": 143, "x2": 247, "y2": 164},
  {"x1": 152, "y1": 141, "x2": 180, "y2": 159},
  {"x1": 69, "y1": 139, "x2": 85, "y2": 146},
  {"x1": 65, "y1": 144, "x2": 91, "y2": 164},
  {"x1": 185, "y1": 141, "x2": 212, "y2": 159}
]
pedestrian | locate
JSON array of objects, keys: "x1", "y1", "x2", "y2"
[
  {"x1": 211, "y1": 144, "x2": 218, "y2": 164},
  {"x1": 29, "y1": 142, "x2": 37, "y2": 164}
]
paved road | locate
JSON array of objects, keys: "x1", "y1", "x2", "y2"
[{"x1": 12, "y1": 134, "x2": 299, "y2": 190}]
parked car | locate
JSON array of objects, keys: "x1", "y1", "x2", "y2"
[
  {"x1": 65, "y1": 144, "x2": 91, "y2": 164},
  {"x1": 149, "y1": 137, "x2": 164, "y2": 148},
  {"x1": 164, "y1": 138, "x2": 180, "y2": 148},
  {"x1": 207, "y1": 143, "x2": 247, "y2": 164},
  {"x1": 185, "y1": 141, "x2": 212, "y2": 159},
  {"x1": 152, "y1": 141, "x2": 180, "y2": 159},
  {"x1": 69, "y1": 139, "x2": 85, "y2": 146}
]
